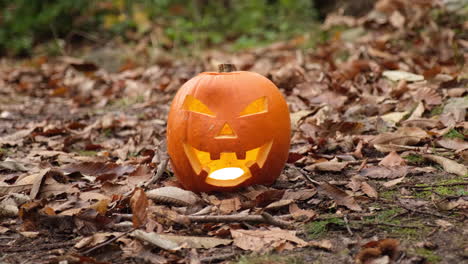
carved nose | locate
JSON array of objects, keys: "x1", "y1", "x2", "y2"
[{"x1": 215, "y1": 123, "x2": 237, "y2": 139}]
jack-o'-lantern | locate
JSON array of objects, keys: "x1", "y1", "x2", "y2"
[{"x1": 167, "y1": 64, "x2": 290, "y2": 192}]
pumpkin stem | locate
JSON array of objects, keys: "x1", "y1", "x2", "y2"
[{"x1": 218, "y1": 64, "x2": 237, "y2": 72}]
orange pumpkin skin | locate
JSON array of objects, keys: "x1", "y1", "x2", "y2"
[{"x1": 167, "y1": 70, "x2": 291, "y2": 192}]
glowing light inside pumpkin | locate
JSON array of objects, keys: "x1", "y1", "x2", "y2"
[{"x1": 208, "y1": 167, "x2": 245, "y2": 181}]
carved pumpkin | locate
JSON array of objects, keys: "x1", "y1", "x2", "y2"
[{"x1": 167, "y1": 64, "x2": 291, "y2": 192}]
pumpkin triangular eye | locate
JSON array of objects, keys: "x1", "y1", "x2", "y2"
[
  {"x1": 239, "y1": 97, "x2": 268, "y2": 117},
  {"x1": 183, "y1": 95, "x2": 215, "y2": 116}
]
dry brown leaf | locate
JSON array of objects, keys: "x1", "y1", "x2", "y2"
[
  {"x1": 29, "y1": 168, "x2": 50, "y2": 200},
  {"x1": 306, "y1": 160, "x2": 348, "y2": 172},
  {"x1": 0, "y1": 184, "x2": 32, "y2": 196},
  {"x1": 308, "y1": 239, "x2": 333, "y2": 251},
  {"x1": 289, "y1": 203, "x2": 316, "y2": 221},
  {"x1": 361, "y1": 182, "x2": 378, "y2": 198},
  {"x1": 382, "y1": 177, "x2": 406, "y2": 188},
  {"x1": 60, "y1": 162, "x2": 135, "y2": 177},
  {"x1": 436, "y1": 138, "x2": 468, "y2": 151},
  {"x1": 389, "y1": 10, "x2": 405, "y2": 28},
  {"x1": 382, "y1": 70, "x2": 424, "y2": 82},
  {"x1": 407, "y1": 101, "x2": 425, "y2": 120},
  {"x1": 282, "y1": 189, "x2": 317, "y2": 200},
  {"x1": 133, "y1": 230, "x2": 231, "y2": 250},
  {"x1": 371, "y1": 127, "x2": 428, "y2": 146},
  {"x1": 146, "y1": 187, "x2": 201, "y2": 207},
  {"x1": 131, "y1": 188, "x2": 148, "y2": 227},
  {"x1": 360, "y1": 166, "x2": 409, "y2": 179},
  {"x1": 318, "y1": 182, "x2": 362, "y2": 211},
  {"x1": 218, "y1": 197, "x2": 242, "y2": 214},
  {"x1": 415, "y1": 87, "x2": 442, "y2": 105},
  {"x1": 75, "y1": 232, "x2": 121, "y2": 249},
  {"x1": 266, "y1": 199, "x2": 294, "y2": 210},
  {"x1": 379, "y1": 151, "x2": 407, "y2": 167},
  {"x1": 230, "y1": 227, "x2": 307, "y2": 252},
  {"x1": 423, "y1": 154, "x2": 467, "y2": 176}
]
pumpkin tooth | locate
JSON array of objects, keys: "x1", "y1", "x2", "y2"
[
  {"x1": 210, "y1": 152, "x2": 220, "y2": 160},
  {"x1": 235, "y1": 151, "x2": 246, "y2": 160}
]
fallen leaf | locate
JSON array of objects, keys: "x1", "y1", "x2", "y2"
[
  {"x1": 146, "y1": 187, "x2": 201, "y2": 207},
  {"x1": 133, "y1": 230, "x2": 231, "y2": 250},
  {"x1": 308, "y1": 239, "x2": 333, "y2": 251},
  {"x1": 289, "y1": 203, "x2": 316, "y2": 221},
  {"x1": 218, "y1": 197, "x2": 242, "y2": 214},
  {"x1": 282, "y1": 189, "x2": 317, "y2": 200},
  {"x1": 407, "y1": 101, "x2": 425, "y2": 120},
  {"x1": 415, "y1": 87, "x2": 442, "y2": 106},
  {"x1": 360, "y1": 166, "x2": 409, "y2": 179},
  {"x1": 382, "y1": 70, "x2": 424, "y2": 82},
  {"x1": 379, "y1": 151, "x2": 407, "y2": 167},
  {"x1": 306, "y1": 160, "x2": 348, "y2": 172},
  {"x1": 436, "y1": 138, "x2": 468, "y2": 151},
  {"x1": 30, "y1": 168, "x2": 50, "y2": 199},
  {"x1": 361, "y1": 182, "x2": 378, "y2": 198},
  {"x1": 389, "y1": 10, "x2": 405, "y2": 28},
  {"x1": 254, "y1": 189, "x2": 285, "y2": 207},
  {"x1": 60, "y1": 162, "x2": 135, "y2": 178},
  {"x1": 0, "y1": 159, "x2": 29, "y2": 172},
  {"x1": 380, "y1": 111, "x2": 408, "y2": 125},
  {"x1": 423, "y1": 154, "x2": 467, "y2": 176},
  {"x1": 382, "y1": 177, "x2": 406, "y2": 188},
  {"x1": 318, "y1": 182, "x2": 362, "y2": 211},
  {"x1": 131, "y1": 188, "x2": 149, "y2": 227},
  {"x1": 356, "y1": 238, "x2": 400, "y2": 264},
  {"x1": 371, "y1": 127, "x2": 428, "y2": 146},
  {"x1": 75, "y1": 232, "x2": 122, "y2": 249},
  {"x1": 435, "y1": 219, "x2": 453, "y2": 229},
  {"x1": 231, "y1": 227, "x2": 307, "y2": 252}
]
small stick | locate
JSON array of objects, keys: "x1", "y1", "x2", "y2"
[
  {"x1": 201, "y1": 252, "x2": 236, "y2": 263},
  {"x1": 398, "y1": 203, "x2": 446, "y2": 218},
  {"x1": 147, "y1": 156, "x2": 169, "y2": 187},
  {"x1": 187, "y1": 213, "x2": 292, "y2": 229},
  {"x1": 81, "y1": 227, "x2": 137, "y2": 255},
  {"x1": 400, "y1": 182, "x2": 468, "y2": 189},
  {"x1": 343, "y1": 215, "x2": 353, "y2": 236},
  {"x1": 287, "y1": 164, "x2": 321, "y2": 185}
]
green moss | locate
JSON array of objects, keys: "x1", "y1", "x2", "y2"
[
  {"x1": 413, "y1": 248, "x2": 442, "y2": 263},
  {"x1": 380, "y1": 190, "x2": 398, "y2": 200},
  {"x1": 362, "y1": 208, "x2": 429, "y2": 240},
  {"x1": 234, "y1": 254, "x2": 304, "y2": 264},
  {"x1": 443, "y1": 129, "x2": 465, "y2": 140},
  {"x1": 430, "y1": 105, "x2": 444, "y2": 116},
  {"x1": 413, "y1": 178, "x2": 468, "y2": 197},
  {"x1": 111, "y1": 95, "x2": 145, "y2": 108},
  {"x1": 403, "y1": 154, "x2": 425, "y2": 165},
  {"x1": 306, "y1": 217, "x2": 345, "y2": 239},
  {"x1": 76, "y1": 150, "x2": 98, "y2": 156},
  {"x1": 0, "y1": 148, "x2": 7, "y2": 155}
]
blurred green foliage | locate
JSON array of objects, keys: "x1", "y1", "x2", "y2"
[{"x1": 0, "y1": 0, "x2": 317, "y2": 56}]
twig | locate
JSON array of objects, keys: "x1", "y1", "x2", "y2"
[
  {"x1": 187, "y1": 213, "x2": 292, "y2": 229},
  {"x1": 81, "y1": 227, "x2": 137, "y2": 255},
  {"x1": 398, "y1": 203, "x2": 446, "y2": 218},
  {"x1": 0, "y1": 239, "x2": 78, "y2": 253},
  {"x1": 400, "y1": 182, "x2": 468, "y2": 189},
  {"x1": 287, "y1": 164, "x2": 321, "y2": 185},
  {"x1": 366, "y1": 222, "x2": 422, "y2": 229},
  {"x1": 201, "y1": 252, "x2": 237, "y2": 263},
  {"x1": 343, "y1": 215, "x2": 353, "y2": 236},
  {"x1": 144, "y1": 155, "x2": 169, "y2": 188}
]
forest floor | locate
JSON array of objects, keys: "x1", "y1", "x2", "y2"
[{"x1": 0, "y1": 1, "x2": 467, "y2": 264}]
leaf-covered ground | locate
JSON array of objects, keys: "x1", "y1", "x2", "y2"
[{"x1": 0, "y1": 1, "x2": 467, "y2": 264}]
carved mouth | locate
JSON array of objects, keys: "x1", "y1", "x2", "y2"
[{"x1": 183, "y1": 141, "x2": 273, "y2": 187}]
